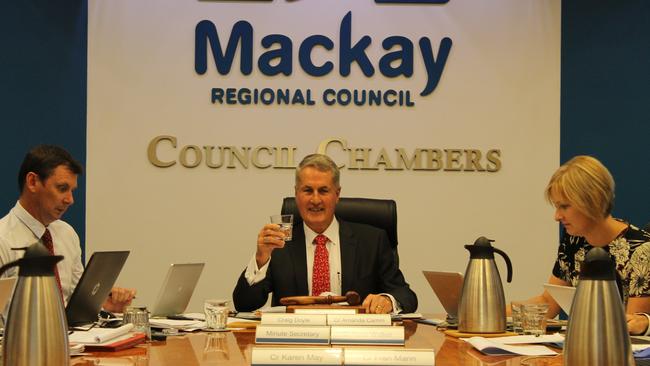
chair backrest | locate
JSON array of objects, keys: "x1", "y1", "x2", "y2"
[{"x1": 281, "y1": 197, "x2": 398, "y2": 250}]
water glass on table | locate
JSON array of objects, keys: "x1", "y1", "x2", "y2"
[
  {"x1": 204, "y1": 299, "x2": 229, "y2": 330},
  {"x1": 510, "y1": 301, "x2": 524, "y2": 334},
  {"x1": 123, "y1": 306, "x2": 152, "y2": 340},
  {"x1": 522, "y1": 303, "x2": 549, "y2": 336},
  {"x1": 270, "y1": 214, "x2": 293, "y2": 241}
]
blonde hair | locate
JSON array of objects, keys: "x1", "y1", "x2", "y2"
[{"x1": 545, "y1": 155, "x2": 615, "y2": 221}]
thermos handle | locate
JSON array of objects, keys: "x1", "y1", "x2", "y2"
[
  {"x1": 0, "y1": 261, "x2": 20, "y2": 277},
  {"x1": 493, "y1": 247, "x2": 513, "y2": 283}
]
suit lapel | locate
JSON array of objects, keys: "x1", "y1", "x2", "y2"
[
  {"x1": 289, "y1": 224, "x2": 309, "y2": 295},
  {"x1": 339, "y1": 220, "x2": 358, "y2": 293}
]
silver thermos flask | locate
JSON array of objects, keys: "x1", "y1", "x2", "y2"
[
  {"x1": 564, "y1": 247, "x2": 634, "y2": 366},
  {"x1": 458, "y1": 236, "x2": 513, "y2": 333},
  {"x1": 0, "y1": 242, "x2": 69, "y2": 365}
]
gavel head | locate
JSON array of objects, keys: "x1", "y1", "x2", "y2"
[{"x1": 345, "y1": 291, "x2": 361, "y2": 306}]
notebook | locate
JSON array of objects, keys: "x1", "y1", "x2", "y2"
[
  {"x1": 66, "y1": 251, "x2": 130, "y2": 327},
  {"x1": 422, "y1": 271, "x2": 464, "y2": 325},
  {"x1": 543, "y1": 283, "x2": 576, "y2": 315},
  {"x1": 150, "y1": 263, "x2": 205, "y2": 317}
]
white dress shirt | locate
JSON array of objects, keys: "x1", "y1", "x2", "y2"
[
  {"x1": 244, "y1": 217, "x2": 400, "y2": 312},
  {"x1": 0, "y1": 201, "x2": 83, "y2": 303}
]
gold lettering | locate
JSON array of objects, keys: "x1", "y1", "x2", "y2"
[
  {"x1": 227, "y1": 147, "x2": 251, "y2": 169},
  {"x1": 147, "y1": 135, "x2": 177, "y2": 168},
  {"x1": 464, "y1": 149, "x2": 485, "y2": 172},
  {"x1": 348, "y1": 148, "x2": 373, "y2": 170},
  {"x1": 486, "y1": 149, "x2": 502, "y2": 172},
  {"x1": 444, "y1": 149, "x2": 463, "y2": 171},
  {"x1": 317, "y1": 138, "x2": 348, "y2": 169},
  {"x1": 373, "y1": 148, "x2": 396, "y2": 170},
  {"x1": 203, "y1": 146, "x2": 224, "y2": 168},
  {"x1": 179, "y1": 145, "x2": 202, "y2": 168},
  {"x1": 395, "y1": 148, "x2": 419, "y2": 170},
  {"x1": 273, "y1": 147, "x2": 298, "y2": 169},
  {"x1": 416, "y1": 149, "x2": 442, "y2": 171},
  {"x1": 252, "y1": 147, "x2": 272, "y2": 169}
]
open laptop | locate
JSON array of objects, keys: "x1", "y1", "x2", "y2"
[
  {"x1": 150, "y1": 263, "x2": 205, "y2": 317},
  {"x1": 66, "y1": 251, "x2": 130, "y2": 327},
  {"x1": 422, "y1": 271, "x2": 464, "y2": 326}
]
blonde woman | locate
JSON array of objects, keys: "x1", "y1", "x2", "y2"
[{"x1": 530, "y1": 155, "x2": 650, "y2": 335}]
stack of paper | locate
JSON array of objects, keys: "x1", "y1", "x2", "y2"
[
  {"x1": 463, "y1": 334, "x2": 563, "y2": 356},
  {"x1": 69, "y1": 324, "x2": 134, "y2": 344}
]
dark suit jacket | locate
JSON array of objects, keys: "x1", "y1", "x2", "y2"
[{"x1": 233, "y1": 220, "x2": 418, "y2": 313}]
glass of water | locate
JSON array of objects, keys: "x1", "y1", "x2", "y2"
[
  {"x1": 270, "y1": 214, "x2": 293, "y2": 241},
  {"x1": 123, "y1": 306, "x2": 151, "y2": 340},
  {"x1": 204, "y1": 299, "x2": 229, "y2": 330},
  {"x1": 522, "y1": 303, "x2": 549, "y2": 336}
]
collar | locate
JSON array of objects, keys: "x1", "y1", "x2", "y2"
[
  {"x1": 304, "y1": 217, "x2": 339, "y2": 246},
  {"x1": 13, "y1": 200, "x2": 47, "y2": 239}
]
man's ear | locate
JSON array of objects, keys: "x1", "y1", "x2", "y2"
[{"x1": 24, "y1": 172, "x2": 40, "y2": 193}]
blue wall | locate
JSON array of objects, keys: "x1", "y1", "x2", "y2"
[
  {"x1": 0, "y1": 0, "x2": 87, "y2": 251},
  {"x1": 561, "y1": 1, "x2": 650, "y2": 226},
  {"x1": 0, "y1": 1, "x2": 648, "y2": 253}
]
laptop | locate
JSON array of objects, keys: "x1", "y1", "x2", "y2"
[
  {"x1": 543, "y1": 283, "x2": 576, "y2": 315},
  {"x1": 66, "y1": 251, "x2": 130, "y2": 327},
  {"x1": 150, "y1": 263, "x2": 205, "y2": 317},
  {"x1": 422, "y1": 271, "x2": 464, "y2": 326}
]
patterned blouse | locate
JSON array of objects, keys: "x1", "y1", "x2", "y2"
[{"x1": 552, "y1": 222, "x2": 650, "y2": 305}]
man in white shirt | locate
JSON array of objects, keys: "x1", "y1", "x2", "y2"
[
  {"x1": 233, "y1": 154, "x2": 417, "y2": 314},
  {"x1": 0, "y1": 145, "x2": 135, "y2": 312}
]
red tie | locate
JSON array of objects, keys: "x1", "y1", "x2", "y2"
[
  {"x1": 312, "y1": 234, "x2": 330, "y2": 296},
  {"x1": 42, "y1": 228, "x2": 64, "y2": 299}
]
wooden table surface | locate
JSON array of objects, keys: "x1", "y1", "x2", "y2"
[{"x1": 71, "y1": 320, "x2": 565, "y2": 365}]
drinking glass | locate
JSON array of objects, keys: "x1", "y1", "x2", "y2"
[
  {"x1": 510, "y1": 301, "x2": 524, "y2": 334},
  {"x1": 204, "y1": 299, "x2": 229, "y2": 330},
  {"x1": 270, "y1": 214, "x2": 293, "y2": 241},
  {"x1": 123, "y1": 306, "x2": 151, "y2": 340},
  {"x1": 522, "y1": 303, "x2": 549, "y2": 336}
]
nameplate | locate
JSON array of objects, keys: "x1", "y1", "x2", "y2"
[
  {"x1": 261, "y1": 313, "x2": 327, "y2": 326},
  {"x1": 330, "y1": 326, "x2": 404, "y2": 345},
  {"x1": 344, "y1": 348, "x2": 436, "y2": 366},
  {"x1": 294, "y1": 308, "x2": 357, "y2": 315},
  {"x1": 255, "y1": 325, "x2": 331, "y2": 345},
  {"x1": 251, "y1": 347, "x2": 343, "y2": 366},
  {"x1": 327, "y1": 314, "x2": 391, "y2": 326}
]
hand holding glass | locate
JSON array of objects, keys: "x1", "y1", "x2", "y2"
[{"x1": 270, "y1": 214, "x2": 293, "y2": 241}]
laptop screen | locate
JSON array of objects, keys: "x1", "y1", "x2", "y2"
[
  {"x1": 66, "y1": 251, "x2": 130, "y2": 326},
  {"x1": 151, "y1": 263, "x2": 205, "y2": 317},
  {"x1": 422, "y1": 270, "x2": 464, "y2": 321}
]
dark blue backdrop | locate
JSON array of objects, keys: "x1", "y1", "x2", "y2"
[{"x1": 0, "y1": 1, "x2": 648, "y2": 257}]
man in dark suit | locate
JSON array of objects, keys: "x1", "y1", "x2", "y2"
[{"x1": 233, "y1": 154, "x2": 417, "y2": 314}]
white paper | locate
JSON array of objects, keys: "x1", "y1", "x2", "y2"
[
  {"x1": 464, "y1": 336, "x2": 557, "y2": 356},
  {"x1": 487, "y1": 334, "x2": 564, "y2": 344},
  {"x1": 69, "y1": 323, "x2": 134, "y2": 344}
]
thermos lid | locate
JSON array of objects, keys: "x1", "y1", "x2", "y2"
[
  {"x1": 580, "y1": 247, "x2": 617, "y2": 281},
  {"x1": 17, "y1": 242, "x2": 64, "y2": 277},
  {"x1": 464, "y1": 236, "x2": 495, "y2": 259}
]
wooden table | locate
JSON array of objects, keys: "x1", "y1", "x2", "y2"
[{"x1": 71, "y1": 320, "x2": 564, "y2": 365}]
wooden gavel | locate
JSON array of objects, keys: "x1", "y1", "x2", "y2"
[{"x1": 280, "y1": 291, "x2": 361, "y2": 306}]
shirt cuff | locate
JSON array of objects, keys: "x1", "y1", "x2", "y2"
[
  {"x1": 244, "y1": 255, "x2": 270, "y2": 285},
  {"x1": 379, "y1": 293, "x2": 402, "y2": 314}
]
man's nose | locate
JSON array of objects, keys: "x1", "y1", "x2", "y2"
[
  {"x1": 310, "y1": 192, "x2": 322, "y2": 204},
  {"x1": 64, "y1": 191, "x2": 74, "y2": 205}
]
